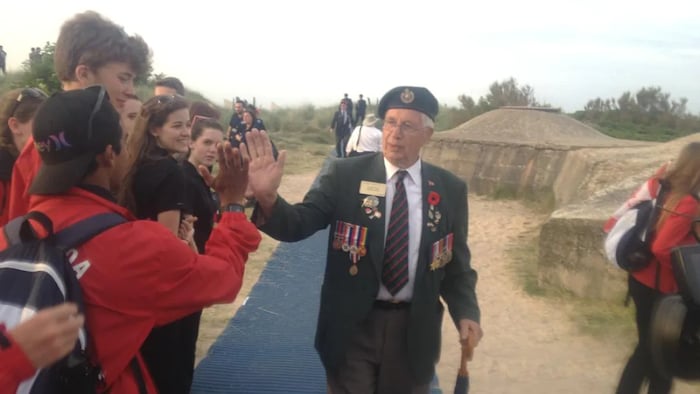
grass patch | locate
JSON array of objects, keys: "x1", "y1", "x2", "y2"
[
  {"x1": 508, "y1": 228, "x2": 636, "y2": 341},
  {"x1": 268, "y1": 131, "x2": 334, "y2": 175},
  {"x1": 491, "y1": 186, "x2": 556, "y2": 214}
]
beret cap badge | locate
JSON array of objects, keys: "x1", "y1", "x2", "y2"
[{"x1": 400, "y1": 88, "x2": 415, "y2": 104}]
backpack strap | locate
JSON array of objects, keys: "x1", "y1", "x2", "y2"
[
  {"x1": 354, "y1": 125, "x2": 363, "y2": 151},
  {"x1": 3, "y1": 211, "x2": 54, "y2": 246},
  {"x1": 130, "y1": 357, "x2": 148, "y2": 394},
  {"x1": 54, "y1": 213, "x2": 127, "y2": 251}
]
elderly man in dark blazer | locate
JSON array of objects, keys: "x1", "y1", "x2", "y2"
[{"x1": 244, "y1": 86, "x2": 482, "y2": 393}]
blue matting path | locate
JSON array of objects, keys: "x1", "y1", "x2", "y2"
[{"x1": 192, "y1": 229, "x2": 329, "y2": 393}]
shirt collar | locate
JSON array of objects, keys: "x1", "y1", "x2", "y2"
[
  {"x1": 77, "y1": 184, "x2": 117, "y2": 202},
  {"x1": 383, "y1": 157, "x2": 421, "y2": 185}
]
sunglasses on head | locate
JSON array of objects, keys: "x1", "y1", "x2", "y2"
[
  {"x1": 9, "y1": 87, "x2": 48, "y2": 117},
  {"x1": 190, "y1": 115, "x2": 214, "y2": 128},
  {"x1": 141, "y1": 94, "x2": 179, "y2": 117}
]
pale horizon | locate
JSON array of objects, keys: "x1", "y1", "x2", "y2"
[{"x1": 3, "y1": 0, "x2": 700, "y2": 114}]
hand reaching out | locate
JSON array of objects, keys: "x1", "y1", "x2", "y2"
[
  {"x1": 240, "y1": 130, "x2": 286, "y2": 212},
  {"x1": 198, "y1": 142, "x2": 248, "y2": 206}
]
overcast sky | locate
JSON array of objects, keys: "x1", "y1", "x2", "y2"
[{"x1": 3, "y1": 0, "x2": 700, "y2": 113}]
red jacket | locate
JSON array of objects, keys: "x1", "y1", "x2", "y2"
[
  {"x1": 6, "y1": 136, "x2": 39, "y2": 222},
  {"x1": 0, "y1": 180, "x2": 9, "y2": 226},
  {"x1": 637, "y1": 194, "x2": 700, "y2": 293},
  {"x1": 0, "y1": 327, "x2": 35, "y2": 392},
  {"x1": 0, "y1": 187, "x2": 261, "y2": 393}
]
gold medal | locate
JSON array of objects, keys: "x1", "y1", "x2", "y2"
[
  {"x1": 333, "y1": 239, "x2": 342, "y2": 250},
  {"x1": 349, "y1": 245, "x2": 358, "y2": 254},
  {"x1": 358, "y1": 246, "x2": 367, "y2": 256},
  {"x1": 349, "y1": 265, "x2": 358, "y2": 276},
  {"x1": 444, "y1": 250, "x2": 453, "y2": 263}
]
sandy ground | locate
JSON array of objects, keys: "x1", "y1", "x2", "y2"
[{"x1": 196, "y1": 172, "x2": 698, "y2": 393}]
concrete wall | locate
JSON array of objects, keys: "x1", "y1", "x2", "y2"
[
  {"x1": 425, "y1": 132, "x2": 700, "y2": 301},
  {"x1": 423, "y1": 139, "x2": 570, "y2": 200},
  {"x1": 538, "y1": 208, "x2": 627, "y2": 300}
]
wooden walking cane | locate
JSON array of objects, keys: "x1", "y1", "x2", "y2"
[{"x1": 454, "y1": 334, "x2": 475, "y2": 394}]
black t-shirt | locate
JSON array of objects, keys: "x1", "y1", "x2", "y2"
[
  {"x1": 181, "y1": 160, "x2": 218, "y2": 253},
  {"x1": 0, "y1": 149, "x2": 16, "y2": 182},
  {"x1": 229, "y1": 114, "x2": 243, "y2": 130},
  {"x1": 132, "y1": 148, "x2": 186, "y2": 221}
]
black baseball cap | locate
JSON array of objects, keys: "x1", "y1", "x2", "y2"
[
  {"x1": 29, "y1": 85, "x2": 122, "y2": 195},
  {"x1": 377, "y1": 86, "x2": 439, "y2": 121}
]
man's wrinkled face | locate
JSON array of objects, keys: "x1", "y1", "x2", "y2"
[{"x1": 381, "y1": 108, "x2": 433, "y2": 168}]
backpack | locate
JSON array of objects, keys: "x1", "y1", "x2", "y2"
[
  {"x1": 0, "y1": 211, "x2": 125, "y2": 394},
  {"x1": 604, "y1": 180, "x2": 668, "y2": 271}
]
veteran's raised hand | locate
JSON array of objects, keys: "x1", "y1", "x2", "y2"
[{"x1": 240, "y1": 130, "x2": 286, "y2": 214}]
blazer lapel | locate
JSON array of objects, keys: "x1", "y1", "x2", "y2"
[
  {"x1": 415, "y1": 162, "x2": 438, "y2": 285},
  {"x1": 363, "y1": 154, "x2": 387, "y2": 280}
]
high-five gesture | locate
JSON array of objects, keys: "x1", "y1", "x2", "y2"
[
  {"x1": 199, "y1": 141, "x2": 249, "y2": 206},
  {"x1": 240, "y1": 130, "x2": 286, "y2": 214}
]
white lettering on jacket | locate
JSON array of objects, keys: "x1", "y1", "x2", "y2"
[{"x1": 67, "y1": 248, "x2": 91, "y2": 280}]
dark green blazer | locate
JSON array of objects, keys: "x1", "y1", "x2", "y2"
[{"x1": 257, "y1": 152, "x2": 479, "y2": 384}]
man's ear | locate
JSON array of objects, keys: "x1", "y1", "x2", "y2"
[
  {"x1": 74, "y1": 64, "x2": 95, "y2": 85},
  {"x1": 97, "y1": 145, "x2": 117, "y2": 168}
]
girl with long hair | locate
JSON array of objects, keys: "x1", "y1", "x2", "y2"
[
  {"x1": 617, "y1": 141, "x2": 700, "y2": 394},
  {"x1": 0, "y1": 88, "x2": 47, "y2": 225},
  {"x1": 118, "y1": 93, "x2": 198, "y2": 394},
  {"x1": 183, "y1": 117, "x2": 224, "y2": 253},
  {"x1": 118, "y1": 94, "x2": 190, "y2": 235}
]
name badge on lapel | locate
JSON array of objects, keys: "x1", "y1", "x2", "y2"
[
  {"x1": 430, "y1": 233, "x2": 454, "y2": 271},
  {"x1": 333, "y1": 220, "x2": 368, "y2": 276},
  {"x1": 359, "y1": 181, "x2": 386, "y2": 197}
]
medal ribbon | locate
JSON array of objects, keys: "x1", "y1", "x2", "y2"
[
  {"x1": 359, "y1": 226, "x2": 367, "y2": 253},
  {"x1": 446, "y1": 233, "x2": 453, "y2": 254},
  {"x1": 344, "y1": 223, "x2": 352, "y2": 249},
  {"x1": 432, "y1": 240, "x2": 440, "y2": 263}
]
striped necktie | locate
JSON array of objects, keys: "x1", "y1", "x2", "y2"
[{"x1": 382, "y1": 170, "x2": 409, "y2": 295}]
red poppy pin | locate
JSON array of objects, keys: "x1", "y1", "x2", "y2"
[
  {"x1": 428, "y1": 191, "x2": 440, "y2": 206},
  {"x1": 426, "y1": 191, "x2": 442, "y2": 232}
]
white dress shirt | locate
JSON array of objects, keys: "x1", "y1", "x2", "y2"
[
  {"x1": 345, "y1": 125, "x2": 383, "y2": 155},
  {"x1": 377, "y1": 158, "x2": 422, "y2": 302}
]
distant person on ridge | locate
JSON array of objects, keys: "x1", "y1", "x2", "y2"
[
  {"x1": 330, "y1": 100, "x2": 353, "y2": 158},
  {"x1": 342, "y1": 93, "x2": 354, "y2": 123},
  {"x1": 0, "y1": 45, "x2": 6, "y2": 75},
  {"x1": 228, "y1": 99, "x2": 246, "y2": 134},
  {"x1": 154, "y1": 76, "x2": 185, "y2": 96},
  {"x1": 355, "y1": 93, "x2": 367, "y2": 124}
]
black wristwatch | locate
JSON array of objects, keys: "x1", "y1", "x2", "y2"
[{"x1": 221, "y1": 203, "x2": 245, "y2": 213}]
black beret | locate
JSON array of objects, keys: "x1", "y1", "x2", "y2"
[{"x1": 377, "y1": 86, "x2": 439, "y2": 121}]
